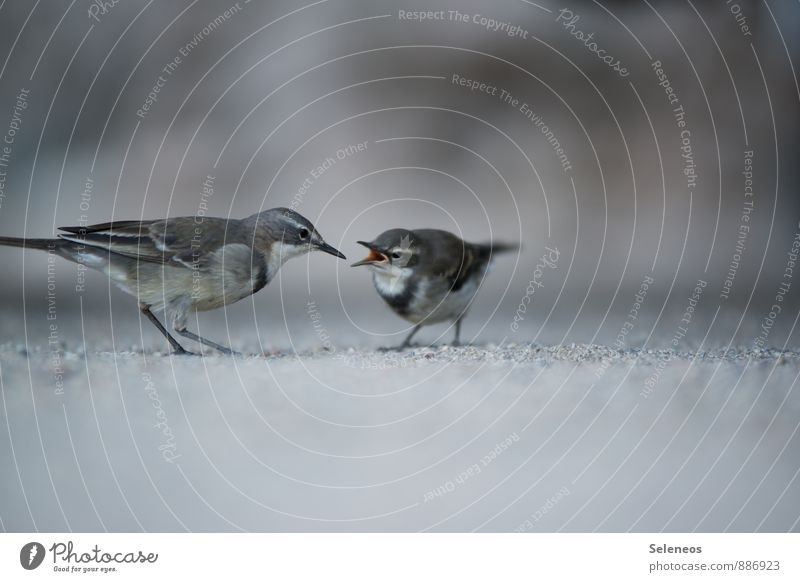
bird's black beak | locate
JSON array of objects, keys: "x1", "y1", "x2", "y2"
[
  {"x1": 351, "y1": 241, "x2": 387, "y2": 267},
  {"x1": 315, "y1": 240, "x2": 346, "y2": 260}
]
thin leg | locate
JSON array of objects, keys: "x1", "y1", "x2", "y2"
[
  {"x1": 399, "y1": 324, "x2": 422, "y2": 349},
  {"x1": 453, "y1": 316, "x2": 464, "y2": 347},
  {"x1": 140, "y1": 303, "x2": 190, "y2": 355},
  {"x1": 175, "y1": 327, "x2": 240, "y2": 356}
]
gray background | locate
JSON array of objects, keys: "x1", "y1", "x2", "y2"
[{"x1": 0, "y1": 0, "x2": 798, "y2": 531}]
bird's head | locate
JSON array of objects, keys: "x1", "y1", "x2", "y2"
[
  {"x1": 250, "y1": 208, "x2": 345, "y2": 262},
  {"x1": 351, "y1": 229, "x2": 417, "y2": 273}
]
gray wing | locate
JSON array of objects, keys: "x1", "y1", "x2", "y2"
[
  {"x1": 57, "y1": 217, "x2": 247, "y2": 269},
  {"x1": 414, "y1": 229, "x2": 492, "y2": 292}
]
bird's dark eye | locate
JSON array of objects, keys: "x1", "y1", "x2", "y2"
[
  {"x1": 299, "y1": 228, "x2": 309, "y2": 240},
  {"x1": 391, "y1": 251, "x2": 401, "y2": 259}
]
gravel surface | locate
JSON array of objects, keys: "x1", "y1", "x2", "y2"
[
  {"x1": 4, "y1": 341, "x2": 798, "y2": 364},
  {"x1": 1, "y1": 339, "x2": 798, "y2": 532}
]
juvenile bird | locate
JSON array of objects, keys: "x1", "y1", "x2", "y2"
[
  {"x1": 351, "y1": 228, "x2": 516, "y2": 348},
  {"x1": 0, "y1": 208, "x2": 345, "y2": 355}
]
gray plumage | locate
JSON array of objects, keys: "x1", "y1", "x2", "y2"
[
  {"x1": 351, "y1": 228, "x2": 517, "y2": 348},
  {"x1": 0, "y1": 207, "x2": 345, "y2": 355}
]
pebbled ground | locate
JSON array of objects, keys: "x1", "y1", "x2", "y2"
[{"x1": 1, "y1": 340, "x2": 798, "y2": 532}]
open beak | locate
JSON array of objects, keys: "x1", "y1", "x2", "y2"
[
  {"x1": 351, "y1": 241, "x2": 387, "y2": 267},
  {"x1": 315, "y1": 240, "x2": 346, "y2": 260}
]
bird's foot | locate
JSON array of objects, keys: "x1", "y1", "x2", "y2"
[
  {"x1": 171, "y1": 346, "x2": 196, "y2": 356},
  {"x1": 377, "y1": 344, "x2": 408, "y2": 353}
]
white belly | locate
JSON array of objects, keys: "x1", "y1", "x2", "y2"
[
  {"x1": 371, "y1": 264, "x2": 482, "y2": 326},
  {"x1": 411, "y1": 276, "x2": 480, "y2": 325}
]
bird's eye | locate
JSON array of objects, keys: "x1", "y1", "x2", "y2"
[
  {"x1": 299, "y1": 228, "x2": 309, "y2": 240},
  {"x1": 391, "y1": 251, "x2": 401, "y2": 259}
]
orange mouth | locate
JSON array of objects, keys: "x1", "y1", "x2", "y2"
[{"x1": 351, "y1": 244, "x2": 387, "y2": 267}]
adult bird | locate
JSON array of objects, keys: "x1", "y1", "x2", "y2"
[{"x1": 0, "y1": 208, "x2": 345, "y2": 355}]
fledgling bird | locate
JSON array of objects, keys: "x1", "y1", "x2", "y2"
[
  {"x1": 0, "y1": 208, "x2": 345, "y2": 355},
  {"x1": 351, "y1": 228, "x2": 517, "y2": 348}
]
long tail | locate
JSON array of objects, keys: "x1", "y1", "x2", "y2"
[
  {"x1": 478, "y1": 241, "x2": 520, "y2": 254},
  {"x1": 0, "y1": 236, "x2": 62, "y2": 251},
  {"x1": 0, "y1": 236, "x2": 108, "y2": 270}
]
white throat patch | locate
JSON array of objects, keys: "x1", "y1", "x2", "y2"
[
  {"x1": 268, "y1": 241, "x2": 308, "y2": 278},
  {"x1": 371, "y1": 264, "x2": 412, "y2": 296}
]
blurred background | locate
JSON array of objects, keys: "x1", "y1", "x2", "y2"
[
  {"x1": 0, "y1": 0, "x2": 797, "y2": 348},
  {"x1": 0, "y1": 0, "x2": 798, "y2": 532}
]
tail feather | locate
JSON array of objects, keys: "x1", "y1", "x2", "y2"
[
  {"x1": 478, "y1": 241, "x2": 520, "y2": 255},
  {"x1": 0, "y1": 236, "x2": 60, "y2": 251}
]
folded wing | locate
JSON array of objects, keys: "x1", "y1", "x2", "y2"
[{"x1": 57, "y1": 217, "x2": 246, "y2": 269}]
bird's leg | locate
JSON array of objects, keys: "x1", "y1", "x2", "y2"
[
  {"x1": 174, "y1": 326, "x2": 241, "y2": 356},
  {"x1": 452, "y1": 316, "x2": 464, "y2": 347},
  {"x1": 139, "y1": 303, "x2": 190, "y2": 355},
  {"x1": 399, "y1": 324, "x2": 422, "y2": 350},
  {"x1": 168, "y1": 307, "x2": 239, "y2": 356}
]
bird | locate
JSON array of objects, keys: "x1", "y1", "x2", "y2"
[
  {"x1": 0, "y1": 208, "x2": 345, "y2": 355},
  {"x1": 351, "y1": 228, "x2": 516, "y2": 349}
]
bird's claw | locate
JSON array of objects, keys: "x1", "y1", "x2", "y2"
[
  {"x1": 171, "y1": 346, "x2": 196, "y2": 356},
  {"x1": 378, "y1": 345, "x2": 407, "y2": 353}
]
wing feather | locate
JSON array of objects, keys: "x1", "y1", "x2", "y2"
[
  {"x1": 57, "y1": 217, "x2": 247, "y2": 269},
  {"x1": 413, "y1": 230, "x2": 492, "y2": 292}
]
